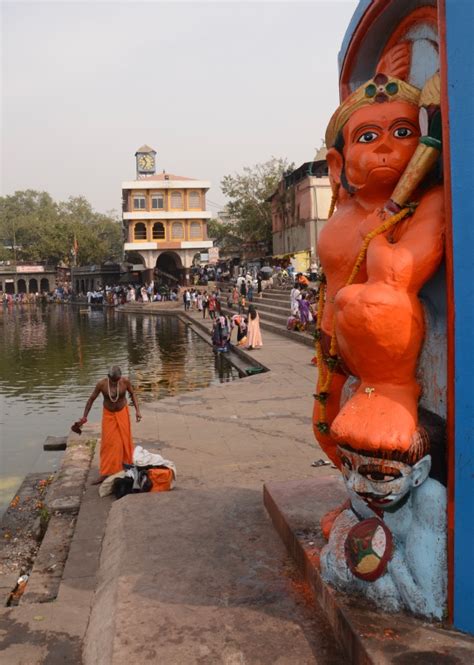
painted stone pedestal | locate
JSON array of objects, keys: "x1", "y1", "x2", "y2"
[{"x1": 264, "y1": 478, "x2": 474, "y2": 663}]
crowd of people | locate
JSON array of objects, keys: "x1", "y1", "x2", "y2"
[
  {"x1": 84, "y1": 283, "x2": 180, "y2": 306},
  {"x1": 182, "y1": 288, "x2": 222, "y2": 317},
  {"x1": 287, "y1": 273, "x2": 320, "y2": 332},
  {"x1": 210, "y1": 304, "x2": 263, "y2": 353},
  {"x1": 1, "y1": 286, "x2": 72, "y2": 306},
  {"x1": 179, "y1": 282, "x2": 264, "y2": 353}
]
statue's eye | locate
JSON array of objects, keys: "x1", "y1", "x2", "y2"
[
  {"x1": 340, "y1": 456, "x2": 352, "y2": 470},
  {"x1": 366, "y1": 472, "x2": 393, "y2": 482},
  {"x1": 357, "y1": 131, "x2": 379, "y2": 143},
  {"x1": 393, "y1": 127, "x2": 413, "y2": 138},
  {"x1": 360, "y1": 466, "x2": 402, "y2": 482}
]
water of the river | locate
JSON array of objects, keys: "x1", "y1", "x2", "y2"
[{"x1": 0, "y1": 305, "x2": 238, "y2": 513}]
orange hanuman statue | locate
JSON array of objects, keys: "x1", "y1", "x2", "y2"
[{"x1": 313, "y1": 45, "x2": 445, "y2": 471}]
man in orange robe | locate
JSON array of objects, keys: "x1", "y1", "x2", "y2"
[{"x1": 78, "y1": 366, "x2": 142, "y2": 483}]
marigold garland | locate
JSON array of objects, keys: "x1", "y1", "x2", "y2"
[
  {"x1": 313, "y1": 205, "x2": 414, "y2": 434},
  {"x1": 327, "y1": 183, "x2": 340, "y2": 220}
]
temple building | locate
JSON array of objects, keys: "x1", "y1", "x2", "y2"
[
  {"x1": 268, "y1": 146, "x2": 331, "y2": 272},
  {"x1": 122, "y1": 145, "x2": 213, "y2": 284},
  {"x1": 0, "y1": 264, "x2": 56, "y2": 295}
]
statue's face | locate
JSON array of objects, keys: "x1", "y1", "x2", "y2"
[
  {"x1": 338, "y1": 446, "x2": 430, "y2": 511},
  {"x1": 342, "y1": 100, "x2": 420, "y2": 194}
]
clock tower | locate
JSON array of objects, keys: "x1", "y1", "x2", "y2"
[{"x1": 135, "y1": 144, "x2": 157, "y2": 178}]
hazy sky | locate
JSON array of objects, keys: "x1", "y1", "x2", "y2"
[{"x1": 1, "y1": 1, "x2": 358, "y2": 217}]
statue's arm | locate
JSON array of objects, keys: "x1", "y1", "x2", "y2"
[
  {"x1": 387, "y1": 547, "x2": 430, "y2": 615},
  {"x1": 392, "y1": 186, "x2": 445, "y2": 275},
  {"x1": 388, "y1": 482, "x2": 447, "y2": 618},
  {"x1": 366, "y1": 187, "x2": 445, "y2": 288}
]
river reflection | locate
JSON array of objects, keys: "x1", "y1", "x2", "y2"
[{"x1": 0, "y1": 305, "x2": 238, "y2": 512}]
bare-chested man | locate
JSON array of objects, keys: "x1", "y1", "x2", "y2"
[{"x1": 78, "y1": 366, "x2": 142, "y2": 483}]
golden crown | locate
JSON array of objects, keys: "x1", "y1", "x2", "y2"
[{"x1": 325, "y1": 73, "x2": 421, "y2": 148}]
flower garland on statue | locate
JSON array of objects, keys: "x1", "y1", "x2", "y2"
[{"x1": 313, "y1": 192, "x2": 415, "y2": 434}]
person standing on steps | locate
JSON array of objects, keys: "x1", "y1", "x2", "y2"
[
  {"x1": 246, "y1": 304, "x2": 263, "y2": 350},
  {"x1": 76, "y1": 366, "x2": 142, "y2": 484},
  {"x1": 202, "y1": 292, "x2": 209, "y2": 318}
]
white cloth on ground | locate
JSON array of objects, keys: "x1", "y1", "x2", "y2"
[{"x1": 133, "y1": 445, "x2": 177, "y2": 480}]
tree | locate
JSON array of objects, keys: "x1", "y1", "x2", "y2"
[
  {"x1": 207, "y1": 218, "x2": 239, "y2": 244},
  {"x1": 58, "y1": 197, "x2": 123, "y2": 265},
  {"x1": 0, "y1": 190, "x2": 122, "y2": 266},
  {"x1": 220, "y1": 157, "x2": 293, "y2": 250}
]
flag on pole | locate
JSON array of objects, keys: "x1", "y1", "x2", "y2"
[{"x1": 72, "y1": 235, "x2": 79, "y2": 267}]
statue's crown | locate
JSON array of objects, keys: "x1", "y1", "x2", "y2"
[{"x1": 325, "y1": 73, "x2": 421, "y2": 148}]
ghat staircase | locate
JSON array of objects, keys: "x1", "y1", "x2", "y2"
[{"x1": 217, "y1": 283, "x2": 315, "y2": 349}]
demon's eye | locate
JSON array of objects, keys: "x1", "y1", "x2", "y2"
[
  {"x1": 359, "y1": 466, "x2": 403, "y2": 482},
  {"x1": 393, "y1": 127, "x2": 413, "y2": 138},
  {"x1": 365, "y1": 472, "x2": 397, "y2": 482},
  {"x1": 340, "y1": 456, "x2": 352, "y2": 470},
  {"x1": 358, "y1": 131, "x2": 379, "y2": 143}
]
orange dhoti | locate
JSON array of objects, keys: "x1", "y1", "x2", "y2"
[{"x1": 100, "y1": 406, "x2": 134, "y2": 476}]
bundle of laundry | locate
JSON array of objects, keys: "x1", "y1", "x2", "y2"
[{"x1": 98, "y1": 445, "x2": 177, "y2": 499}]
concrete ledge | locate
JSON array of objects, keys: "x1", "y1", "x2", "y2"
[
  {"x1": 264, "y1": 478, "x2": 474, "y2": 664},
  {"x1": 45, "y1": 429, "x2": 97, "y2": 515},
  {"x1": 20, "y1": 429, "x2": 98, "y2": 604},
  {"x1": 21, "y1": 514, "x2": 76, "y2": 604},
  {"x1": 184, "y1": 313, "x2": 269, "y2": 373}
]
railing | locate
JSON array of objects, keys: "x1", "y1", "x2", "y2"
[{"x1": 155, "y1": 267, "x2": 179, "y2": 283}]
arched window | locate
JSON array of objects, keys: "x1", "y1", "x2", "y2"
[
  {"x1": 134, "y1": 223, "x2": 147, "y2": 240},
  {"x1": 29, "y1": 278, "x2": 38, "y2": 293},
  {"x1": 152, "y1": 222, "x2": 165, "y2": 240},
  {"x1": 188, "y1": 191, "x2": 201, "y2": 209},
  {"x1": 190, "y1": 221, "x2": 202, "y2": 239},
  {"x1": 170, "y1": 191, "x2": 183, "y2": 209},
  {"x1": 17, "y1": 279, "x2": 27, "y2": 294},
  {"x1": 171, "y1": 222, "x2": 184, "y2": 239},
  {"x1": 40, "y1": 278, "x2": 49, "y2": 292}
]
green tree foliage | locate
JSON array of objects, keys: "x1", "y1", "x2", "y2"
[
  {"x1": 207, "y1": 218, "x2": 239, "y2": 244},
  {"x1": 207, "y1": 218, "x2": 242, "y2": 256},
  {"x1": 0, "y1": 190, "x2": 123, "y2": 266},
  {"x1": 220, "y1": 157, "x2": 292, "y2": 249}
]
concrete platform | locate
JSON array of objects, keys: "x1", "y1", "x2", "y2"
[
  {"x1": 83, "y1": 489, "x2": 344, "y2": 665},
  {"x1": 79, "y1": 322, "x2": 348, "y2": 664},
  {"x1": 264, "y1": 478, "x2": 474, "y2": 664}
]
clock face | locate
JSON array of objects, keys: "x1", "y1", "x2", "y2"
[{"x1": 137, "y1": 154, "x2": 155, "y2": 172}]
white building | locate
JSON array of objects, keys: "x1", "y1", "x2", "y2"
[{"x1": 122, "y1": 145, "x2": 213, "y2": 284}]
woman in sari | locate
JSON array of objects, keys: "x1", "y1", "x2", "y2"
[
  {"x1": 232, "y1": 287, "x2": 239, "y2": 308},
  {"x1": 231, "y1": 314, "x2": 248, "y2": 346},
  {"x1": 246, "y1": 305, "x2": 263, "y2": 350},
  {"x1": 298, "y1": 295, "x2": 311, "y2": 331}
]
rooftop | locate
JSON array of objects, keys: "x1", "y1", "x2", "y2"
[
  {"x1": 140, "y1": 173, "x2": 198, "y2": 182},
  {"x1": 135, "y1": 144, "x2": 156, "y2": 154}
]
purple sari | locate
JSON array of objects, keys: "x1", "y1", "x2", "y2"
[{"x1": 298, "y1": 298, "x2": 310, "y2": 325}]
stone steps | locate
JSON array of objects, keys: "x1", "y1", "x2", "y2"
[
  {"x1": 219, "y1": 304, "x2": 314, "y2": 349},
  {"x1": 226, "y1": 300, "x2": 290, "y2": 318},
  {"x1": 246, "y1": 301, "x2": 290, "y2": 317},
  {"x1": 260, "y1": 295, "x2": 291, "y2": 307},
  {"x1": 120, "y1": 296, "x2": 315, "y2": 350}
]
